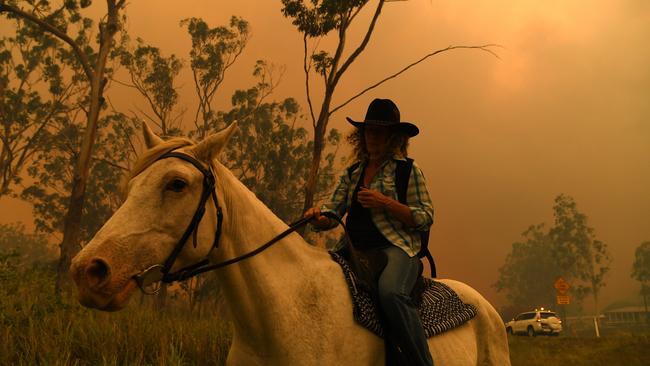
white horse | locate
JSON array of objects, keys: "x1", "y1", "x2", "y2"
[{"x1": 70, "y1": 123, "x2": 510, "y2": 365}]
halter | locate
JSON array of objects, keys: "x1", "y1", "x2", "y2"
[{"x1": 132, "y1": 150, "x2": 325, "y2": 294}]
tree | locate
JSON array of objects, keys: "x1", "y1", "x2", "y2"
[
  {"x1": 115, "y1": 36, "x2": 184, "y2": 137},
  {"x1": 632, "y1": 241, "x2": 650, "y2": 320},
  {"x1": 0, "y1": 0, "x2": 128, "y2": 292},
  {"x1": 494, "y1": 224, "x2": 561, "y2": 311},
  {"x1": 280, "y1": 0, "x2": 499, "y2": 217},
  {"x1": 181, "y1": 16, "x2": 250, "y2": 139},
  {"x1": 219, "y1": 60, "x2": 340, "y2": 221},
  {"x1": 0, "y1": 6, "x2": 85, "y2": 198},
  {"x1": 549, "y1": 194, "x2": 611, "y2": 319},
  {"x1": 0, "y1": 222, "x2": 55, "y2": 267},
  {"x1": 21, "y1": 112, "x2": 138, "y2": 244},
  {"x1": 495, "y1": 194, "x2": 611, "y2": 319}
]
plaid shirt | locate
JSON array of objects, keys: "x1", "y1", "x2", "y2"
[{"x1": 317, "y1": 155, "x2": 434, "y2": 257}]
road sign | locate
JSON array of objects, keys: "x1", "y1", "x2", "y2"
[
  {"x1": 554, "y1": 277, "x2": 570, "y2": 294},
  {"x1": 556, "y1": 294, "x2": 570, "y2": 305}
]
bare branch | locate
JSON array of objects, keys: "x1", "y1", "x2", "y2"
[
  {"x1": 303, "y1": 34, "x2": 317, "y2": 128},
  {"x1": 331, "y1": 44, "x2": 501, "y2": 115},
  {"x1": 331, "y1": 0, "x2": 385, "y2": 88}
]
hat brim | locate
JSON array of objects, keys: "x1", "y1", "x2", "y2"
[{"x1": 346, "y1": 117, "x2": 419, "y2": 137}]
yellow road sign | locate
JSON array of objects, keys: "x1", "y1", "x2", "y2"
[
  {"x1": 556, "y1": 294, "x2": 570, "y2": 305},
  {"x1": 554, "y1": 277, "x2": 570, "y2": 294}
]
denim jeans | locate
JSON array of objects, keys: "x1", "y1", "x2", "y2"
[{"x1": 378, "y1": 246, "x2": 434, "y2": 366}]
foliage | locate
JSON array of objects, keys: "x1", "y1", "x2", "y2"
[
  {"x1": 21, "y1": 112, "x2": 138, "y2": 244},
  {"x1": 549, "y1": 194, "x2": 611, "y2": 310},
  {"x1": 280, "y1": 0, "x2": 387, "y2": 214},
  {"x1": 181, "y1": 16, "x2": 250, "y2": 138},
  {"x1": 281, "y1": 0, "x2": 369, "y2": 38},
  {"x1": 494, "y1": 224, "x2": 560, "y2": 310},
  {"x1": 0, "y1": 222, "x2": 56, "y2": 267},
  {"x1": 218, "y1": 60, "x2": 340, "y2": 221},
  {"x1": 632, "y1": 241, "x2": 650, "y2": 283},
  {"x1": 0, "y1": 2, "x2": 92, "y2": 198},
  {"x1": 115, "y1": 36, "x2": 184, "y2": 136},
  {"x1": 632, "y1": 241, "x2": 650, "y2": 297},
  {"x1": 495, "y1": 194, "x2": 611, "y2": 312}
]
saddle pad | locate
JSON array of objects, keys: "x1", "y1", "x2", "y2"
[{"x1": 330, "y1": 251, "x2": 477, "y2": 338}]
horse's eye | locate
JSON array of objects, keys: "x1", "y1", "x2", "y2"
[{"x1": 166, "y1": 179, "x2": 187, "y2": 192}]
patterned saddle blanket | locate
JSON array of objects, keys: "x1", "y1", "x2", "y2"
[{"x1": 330, "y1": 251, "x2": 477, "y2": 338}]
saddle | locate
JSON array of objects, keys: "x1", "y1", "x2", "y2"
[{"x1": 330, "y1": 249, "x2": 477, "y2": 364}]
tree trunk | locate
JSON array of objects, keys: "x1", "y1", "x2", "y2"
[
  {"x1": 56, "y1": 0, "x2": 124, "y2": 293},
  {"x1": 300, "y1": 92, "x2": 334, "y2": 233},
  {"x1": 56, "y1": 76, "x2": 106, "y2": 293}
]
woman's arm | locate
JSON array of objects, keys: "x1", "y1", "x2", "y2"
[{"x1": 356, "y1": 187, "x2": 417, "y2": 227}]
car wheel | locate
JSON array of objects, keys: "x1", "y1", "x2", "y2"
[
  {"x1": 527, "y1": 326, "x2": 536, "y2": 337},
  {"x1": 506, "y1": 327, "x2": 513, "y2": 335}
]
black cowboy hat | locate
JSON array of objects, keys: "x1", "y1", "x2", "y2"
[{"x1": 346, "y1": 98, "x2": 419, "y2": 137}]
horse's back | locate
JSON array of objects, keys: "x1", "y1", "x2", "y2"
[{"x1": 431, "y1": 279, "x2": 511, "y2": 366}]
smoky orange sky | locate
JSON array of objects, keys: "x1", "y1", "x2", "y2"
[{"x1": 1, "y1": 0, "x2": 649, "y2": 311}]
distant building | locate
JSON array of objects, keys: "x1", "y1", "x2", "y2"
[{"x1": 603, "y1": 306, "x2": 648, "y2": 325}]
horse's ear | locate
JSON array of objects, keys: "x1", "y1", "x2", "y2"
[
  {"x1": 194, "y1": 122, "x2": 238, "y2": 161},
  {"x1": 142, "y1": 122, "x2": 164, "y2": 149}
]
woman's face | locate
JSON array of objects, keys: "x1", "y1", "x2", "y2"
[{"x1": 364, "y1": 125, "x2": 391, "y2": 159}]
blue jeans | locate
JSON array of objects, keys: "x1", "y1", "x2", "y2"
[{"x1": 378, "y1": 246, "x2": 434, "y2": 366}]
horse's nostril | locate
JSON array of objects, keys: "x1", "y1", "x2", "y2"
[{"x1": 86, "y1": 258, "x2": 111, "y2": 289}]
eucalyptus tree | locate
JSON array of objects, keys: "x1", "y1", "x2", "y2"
[
  {"x1": 632, "y1": 241, "x2": 650, "y2": 318},
  {"x1": 495, "y1": 194, "x2": 611, "y2": 317},
  {"x1": 494, "y1": 223, "x2": 561, "y2": 310},
  {"x1": 219, "y1": 60, "x2": 340, "y2": 222},
  {"x1": 115, "y1": 37, "x2": 184, "y2": 137},
  {"x1": 549, "y1": 194, "x2": 611, "y2": 318},
  {"x1": 0, "y1": 0, "x2": 128, "y2": 291},
  {"x1": 181, "y1": 16, "x2": 250, "y2": 139},
  {"x1": 0, "y1": 3, "x2": 86, "y2": 198},
  {"x1": 21, "y1": 112, "x2": 137, "y2": 246},
  {"x1": 280, "y1": 0, "x2": 499, "y2": 215}
]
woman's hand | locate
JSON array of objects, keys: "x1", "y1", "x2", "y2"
[
  {"x1": 304, "y1": 207, "x2": 331, "y2": 229},
  {"x1": 357, "y1": 187, "x2": 391, "y2": 208},
  {"x1": 358, "y1": 187, "x2": 417, "y2": 227}
]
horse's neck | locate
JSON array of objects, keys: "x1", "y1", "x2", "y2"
[{"x1": 212, "y1": 162, "x2": 329, "y2": 349}]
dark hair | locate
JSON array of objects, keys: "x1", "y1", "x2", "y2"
[{"x1": 347, "y1": 127, "x2": 410, "y2": 162}]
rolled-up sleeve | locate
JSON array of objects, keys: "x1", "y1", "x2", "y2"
[
  {"x1": 313, "y1": 170, "x2": 351, "y2": 231},
  {"x1": 406, "y1": 162, "x2": 434, "y2": 231}
]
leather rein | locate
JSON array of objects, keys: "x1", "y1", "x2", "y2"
[{"x1": 132, "y1": 150, "x2": 315, "y2": 294}]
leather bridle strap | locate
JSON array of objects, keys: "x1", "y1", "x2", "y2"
[
  {"x1": 168, "y1": 212, "x2": 348, "y2": 281},
  {"x1": 132, "y1": 149, "x2": 346, "y2": 293},
  {"x1": 133, "y1": 151, "x2": 223, "y2": 292}
]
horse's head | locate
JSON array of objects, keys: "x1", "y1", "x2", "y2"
[{"x1": 70, "y1": 123, "x2": 236, "y2": 311}]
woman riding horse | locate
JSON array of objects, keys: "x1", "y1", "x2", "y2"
[{"x1": 305, "y1": 98, "x2": 435, "y2": 366}]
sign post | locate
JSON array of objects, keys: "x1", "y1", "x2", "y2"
[{"x1": 554, "y1": 277, "x2": 570, "y2": 332}]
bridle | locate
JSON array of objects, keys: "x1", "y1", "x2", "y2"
[{"x1": 132, "y1": 150, "x2": 316, "y2": 294}]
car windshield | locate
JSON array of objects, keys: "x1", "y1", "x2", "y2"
[{"x1": 540, "y1": 312, "x2": 557, "y2": 319}]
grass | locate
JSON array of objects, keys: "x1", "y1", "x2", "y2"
[
  {"x1": 0, "y1": 264, "x2": 232, "y2": 366},
  {"x1": 2, "y1": 261, "x2": 649, "y2": 365},
  {"x1": 508, "y1": 333, "x2": 650, "y2": 366}
]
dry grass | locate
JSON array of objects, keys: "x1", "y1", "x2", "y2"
[
  {"x1": 508, "y1": 333, "x2": 650, "y2": 366},
  {"x1": 0, "y1": 266, "x2": 231, "y2": 366},
  {"x1": 3, "y1": 263, "x2": 649, "y2": 365}
]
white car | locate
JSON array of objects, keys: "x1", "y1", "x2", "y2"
[{"x1": 505, "y1": 309, "x2": 562, "y2": 336}]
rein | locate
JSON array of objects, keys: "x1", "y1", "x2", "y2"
[{"x1": 132, "y1": 150, "x2": 331, "y2": 294}]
